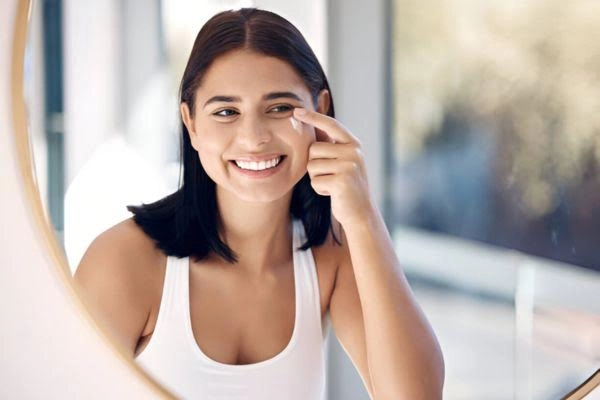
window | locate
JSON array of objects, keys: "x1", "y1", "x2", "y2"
[{"x1": 390, "y1": 1, "x2": 600, "y2": 398}]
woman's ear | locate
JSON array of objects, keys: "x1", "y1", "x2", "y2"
[
  {"x1": 316, "y1": 89, "x2": 331, "y2": 114},
  {"x1": 180, "y1": 102, "x2": 199, "y2": 149}
]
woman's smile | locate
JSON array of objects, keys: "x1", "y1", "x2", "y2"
[{"x1": 230, "y1": 155, "x2": 287, "y2": 178}]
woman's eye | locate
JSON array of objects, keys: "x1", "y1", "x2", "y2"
[
  {"x1": 213, "y1": 109, "x2": 239, "y2": 117},
  {"x1": 270, "y1": 104, "x2": 293, "y2": 113}
]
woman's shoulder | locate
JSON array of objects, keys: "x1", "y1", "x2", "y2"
[
  {"x1": 74, "y1": 217, "x2": 166, "y2": 306},
  {"x1": 73, "y1": 218, "x2": 166, "y2": 355},
  {"x1": 311, "y1": 221, "x2": 349, "y2": 275},
  {"x1": 85, "y1": 218, "x2": 166, "y2": 266},
  {"x1": 309, "y1": 222, "x2": 351, "y2": 315}
]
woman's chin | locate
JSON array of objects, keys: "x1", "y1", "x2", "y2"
[
  {"x1": 216, "y1": 184, "x2": 294, "y2": 205},
  {"x1": 234, "y1": 189, "x2": 292, "y2": 204}
]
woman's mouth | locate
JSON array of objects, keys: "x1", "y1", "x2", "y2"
[
  {"x1": 230, "y1": 155, "x2": 286, "y2": 178},
  {"x1": 232, "y1": 156, "x2": 284, "y2": 171}
]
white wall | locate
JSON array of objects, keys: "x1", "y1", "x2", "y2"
[{"x1": 63, "y1": 0, "x2": 121, "y2": 186}]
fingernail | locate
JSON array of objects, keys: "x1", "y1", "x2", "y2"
[{"x1": 294, "y1": 108, "x2": 307, "y2": 116}]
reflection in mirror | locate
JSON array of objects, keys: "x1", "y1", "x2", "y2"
[{"x1": 25, "y1": 0, "x2": 599, "y2": 399}]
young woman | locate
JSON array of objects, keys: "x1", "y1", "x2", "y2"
[{"x1": 74, "y1": 8, "x2": 444, "y2": 400}]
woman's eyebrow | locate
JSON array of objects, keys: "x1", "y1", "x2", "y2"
[
  {"x1": 203, "y1": 95, "x2": 240, "y2": 108},
  {"x1": 262, "y1": 91, "x2": 303, "y2": 102},
  {"x1": 203, "y1": 91, "x2": 303, "y2": 109}
]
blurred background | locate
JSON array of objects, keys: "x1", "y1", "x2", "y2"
[{"x1": 24, "y1": 0, "x2": 599, "y2": 399}]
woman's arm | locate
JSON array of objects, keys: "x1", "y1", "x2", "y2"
[
  {"x1": 295, "y1": 107, "x2": 445, "y2": 400},
  {"x1": 331, "y1": 210, "x2": 444, "y2": 400}
]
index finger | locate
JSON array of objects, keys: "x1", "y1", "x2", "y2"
[{"x1": 293, "y1": 108, "x2": 354, "y2": 144}]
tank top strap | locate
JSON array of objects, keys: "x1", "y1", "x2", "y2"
[
  {"x1": 151, "y1": 255, "x2": 189, "y2": 339},
  {"x1": 292, "y1": 220, "x2": 325, "y2": 341}
]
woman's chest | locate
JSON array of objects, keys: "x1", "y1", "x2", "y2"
[
  {"x1": 188, "y1": 250, "x2": 337, "y2": 365},
  {"x1": 137, "y1": 246, "x2": 338, "y2": 364}
]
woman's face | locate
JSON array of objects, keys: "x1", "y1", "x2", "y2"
[{"x1": 181, "y1": 49, "x2": 329, "y2": 203}]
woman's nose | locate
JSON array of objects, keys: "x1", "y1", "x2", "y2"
[{"x1": 235, "y1": 114, "x2": 272, "y2": 148}]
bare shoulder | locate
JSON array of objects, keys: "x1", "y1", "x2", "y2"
[
  {"x1": 314, "y1": 220, "x2": 355, "y2": 280},
  {"x1": 75, "y1": 217, "x2": 165, "y2": 281},
  {"x1": 312, "y1": 220, "x2": 351, "y2": 268},
  {"x1": 311, "y1": 221, "x2": 351, "y2": 314},
  {"x1": 73, "y1": 218, "x2": 166, "y2": 356}
]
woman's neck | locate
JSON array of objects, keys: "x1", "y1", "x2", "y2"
[{"x1": 215, "y1": 187, "x2": 294, "y2": 276}]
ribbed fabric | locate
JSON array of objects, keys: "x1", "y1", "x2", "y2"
[{"x1": 136, "y1": 219, "x2": 330, "y2": 400}]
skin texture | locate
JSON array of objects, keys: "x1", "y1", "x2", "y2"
[{"x1": 74, "y1": 49, "x2": 445, "y2": 399}]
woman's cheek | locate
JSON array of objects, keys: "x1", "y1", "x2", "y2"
[{"x1": 194, "y1": 129, "x2": 228, "y2": 173}]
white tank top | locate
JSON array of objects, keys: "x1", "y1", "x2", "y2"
[{"x1": 136, "y1": 219, "x2": 331, "y2": 400}]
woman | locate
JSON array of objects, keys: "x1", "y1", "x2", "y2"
[{"x1": 74, "y1": 8, "x2": 444, "y2": 400}]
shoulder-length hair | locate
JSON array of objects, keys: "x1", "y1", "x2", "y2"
[{"x1": 127, "y1": 8, "x2": 336, "y2": 263}]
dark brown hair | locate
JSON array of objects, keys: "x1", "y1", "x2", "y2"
[{"x1": 127, "y1": 8, "x2": 336, "y2": 263}]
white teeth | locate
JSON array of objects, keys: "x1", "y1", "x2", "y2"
[{"x1": 234, "y1": 156, "x2": 282, "y2": 171}]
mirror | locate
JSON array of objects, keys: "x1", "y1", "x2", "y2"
[{"x1": 18, "y1": 0, "x2": 600, "y2": 398}]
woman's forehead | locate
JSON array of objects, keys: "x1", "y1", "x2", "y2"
[{"x1": 197, "y1": 50, "x2": 310, "y2": 98}]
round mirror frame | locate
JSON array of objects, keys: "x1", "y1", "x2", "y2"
[{"x1": 10, "y1": 0, "x2": 175, "y2": 397}]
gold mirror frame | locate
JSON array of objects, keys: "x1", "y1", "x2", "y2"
[{"x1": 10, "y1": 0, "x2": 174, "y2": 397}]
